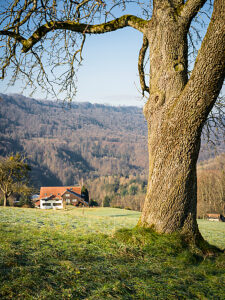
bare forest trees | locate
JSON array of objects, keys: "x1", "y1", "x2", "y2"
[
  {"x1": 0, "y1": 1, "x2": 225, "y2": 244},
  {"x1": 0, "y1": 154, "x2": 32, "y2": 206},
  {"x1": 197, "y1": 154, "x2": 225, "y2": 217}
]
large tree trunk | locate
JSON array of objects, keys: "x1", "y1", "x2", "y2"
[
  {"x1": 139, "y1": 0, "x2": 225, "y2": 241},
  {"x1": 140, "y1": 106, "x2": 203, "y2": 238}
]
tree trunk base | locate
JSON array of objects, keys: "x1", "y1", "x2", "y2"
[
  {"x1": 188, "y1": 233, "x2": 224, "y2": 256},
  {"x1": 137, "y1": 220, "x2": 223, "y2": 256}
]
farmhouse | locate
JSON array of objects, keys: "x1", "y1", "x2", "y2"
[
  {"x1": 206, "y1": 214, "x2": 225, "y2": 222},
  {"x1": 38, "y1": 186, "x2": 88, "y2": 209}
]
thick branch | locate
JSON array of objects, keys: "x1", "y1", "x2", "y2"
[
  {"x1": 179, "y1": 0, "x2": 207, "y2": 23},
  {"x1": 0, "y1": 30, "x2": 26, "y2": 44},
  {"x1": 153, "y1": 0, "x2": 184, "y2": 12},
  {"x1": 138, "y1": 35, "x2": 149, "y2": 95},
  {"x1": 0, "y1": 15, "x2": 147, "y2": 53},
  {"x1": 180, "y1": 0, "x2": 225, "y2": 119}
]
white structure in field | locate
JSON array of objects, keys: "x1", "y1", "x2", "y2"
[{"x1": 40, "y1": 197, "x2": 63, "y2": 209}]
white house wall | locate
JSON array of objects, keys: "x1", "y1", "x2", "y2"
[{"x1": 40, "y1": 199, "x2": 63, "y2": 209}]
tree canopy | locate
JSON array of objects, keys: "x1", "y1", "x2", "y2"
[
  {"x1": 81, "y1": 185, "x2": 89, "y2": 203},
  {"x1": 0, "y1": 154, "x2": 32, "y2": 206}
]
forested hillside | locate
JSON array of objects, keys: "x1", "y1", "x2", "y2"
[
  {"x1": 87, "y1": 154, "x2": 225, "y2": 217},
  {"x1": 0, "y1": 93, "x2": 224, "y2": 190},
  {"x1": 0, "y1": 93, "x2": 148, "y2": 186}
]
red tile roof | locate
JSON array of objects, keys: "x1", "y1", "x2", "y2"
[
  {"x1": 34, "y1": 200, "x2": 40, "y2": 207},
  {"x1": 207, "y1": 213, "x2": 221, "y2": 218},
  {"x1": 40, "y1": 186, "x2": 82, "y2": 200}
]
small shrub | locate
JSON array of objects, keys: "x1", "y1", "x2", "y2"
[
  {"x1": 129, "y1": 185, "x2": 138, "y2": 195},
  {"x1": 89, "y1": 199, "x2": 99, "y2": 207},
  {"x1": 103, "y1": 196, "x2": 111, "y2": 207}
]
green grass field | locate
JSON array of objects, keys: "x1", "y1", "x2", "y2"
[{"x1": 0, "y1": 207, "x2": 224, "y2": 299}]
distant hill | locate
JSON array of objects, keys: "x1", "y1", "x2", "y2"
[
  {"x1": 85, "y1": 153, "x2": 225, "y2": 214},
  {"x1": 0, "y1": 94, "x2": 148, "y2": 186},
  {"x1": 0, "y1": 93, "x2": 224, "y2": 187}
]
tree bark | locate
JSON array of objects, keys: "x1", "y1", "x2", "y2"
[
  {"x1": 139, "y1": 0, "x2": 225, "y2": 241},
  {"x1": 141, "y1": 106, "x2": 202, "y2": 239},
  {"x1": 3, "y1": 193, "x2": 7, "y2": 207}
]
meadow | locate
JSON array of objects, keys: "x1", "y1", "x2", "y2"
[{"x1": 0, "y1": 207, "x2": 224, "y2": 299}]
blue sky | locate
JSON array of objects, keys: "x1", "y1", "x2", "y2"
[
  {"x1": 76, "y1": 28, "x2": 145, "y2": 106},
  {"x1": 1, "y1": 26, "x2": 145, "y2": 106}
]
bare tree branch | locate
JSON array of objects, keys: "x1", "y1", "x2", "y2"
[
  {"x1": 1, "y1": 14, "x2": 147, "y2": 53},
  {"x1": 0, "y1": 30, "x2": 26, "y2": 44},
  {"x1": 138, "y1": 34, "x2": 149, "y2": 96},
  {"x1": 180, "y1": 0, "x2": 207, "y2": 24},
  {"x1": 8, "y1": 0, "x2": 37, "y2": 30},
  {"x1": 18, "y1": 15, "x2": 147, "y2": 53},
  {"x1": 0, "y1": 1, "x2": 149, "y2": 102},
  {"x1": 179, "y1": 0, "x2": 225, "y2": 122}
]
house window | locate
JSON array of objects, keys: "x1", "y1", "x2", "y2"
[
  {"x1": 44, "y1": 193, "x2": 47, "y2": 196},
  {"x1": 42, "y1": 203, "x2": 51, "y2": 206},
  {"x1": 53, "y1": 203, "x2": 61, "y2": 206},
  {"x1": 65, "y1": 194, "x2": 70, "y2": 197}
]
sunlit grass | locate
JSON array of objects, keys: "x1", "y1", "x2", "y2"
[
  {"x1": 198, "y1": 219, "x2": 225, "y2": 249},
  {"x1": 0, "y1": 207, "x2": 224, "y2": 299},
  {"x1": 0, "y1": 207, "x2": 140, "y2": 235},
  {"x1": 0, "y1": 207, "x2": 224, "y2": 247}
]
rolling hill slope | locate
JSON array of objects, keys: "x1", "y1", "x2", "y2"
[
  {"x1": 0, "y1": 94, "x2": 148, "y2": 186},
  {"x1": 0, "y1": 93, "x2": 224, "y2": 187}
]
